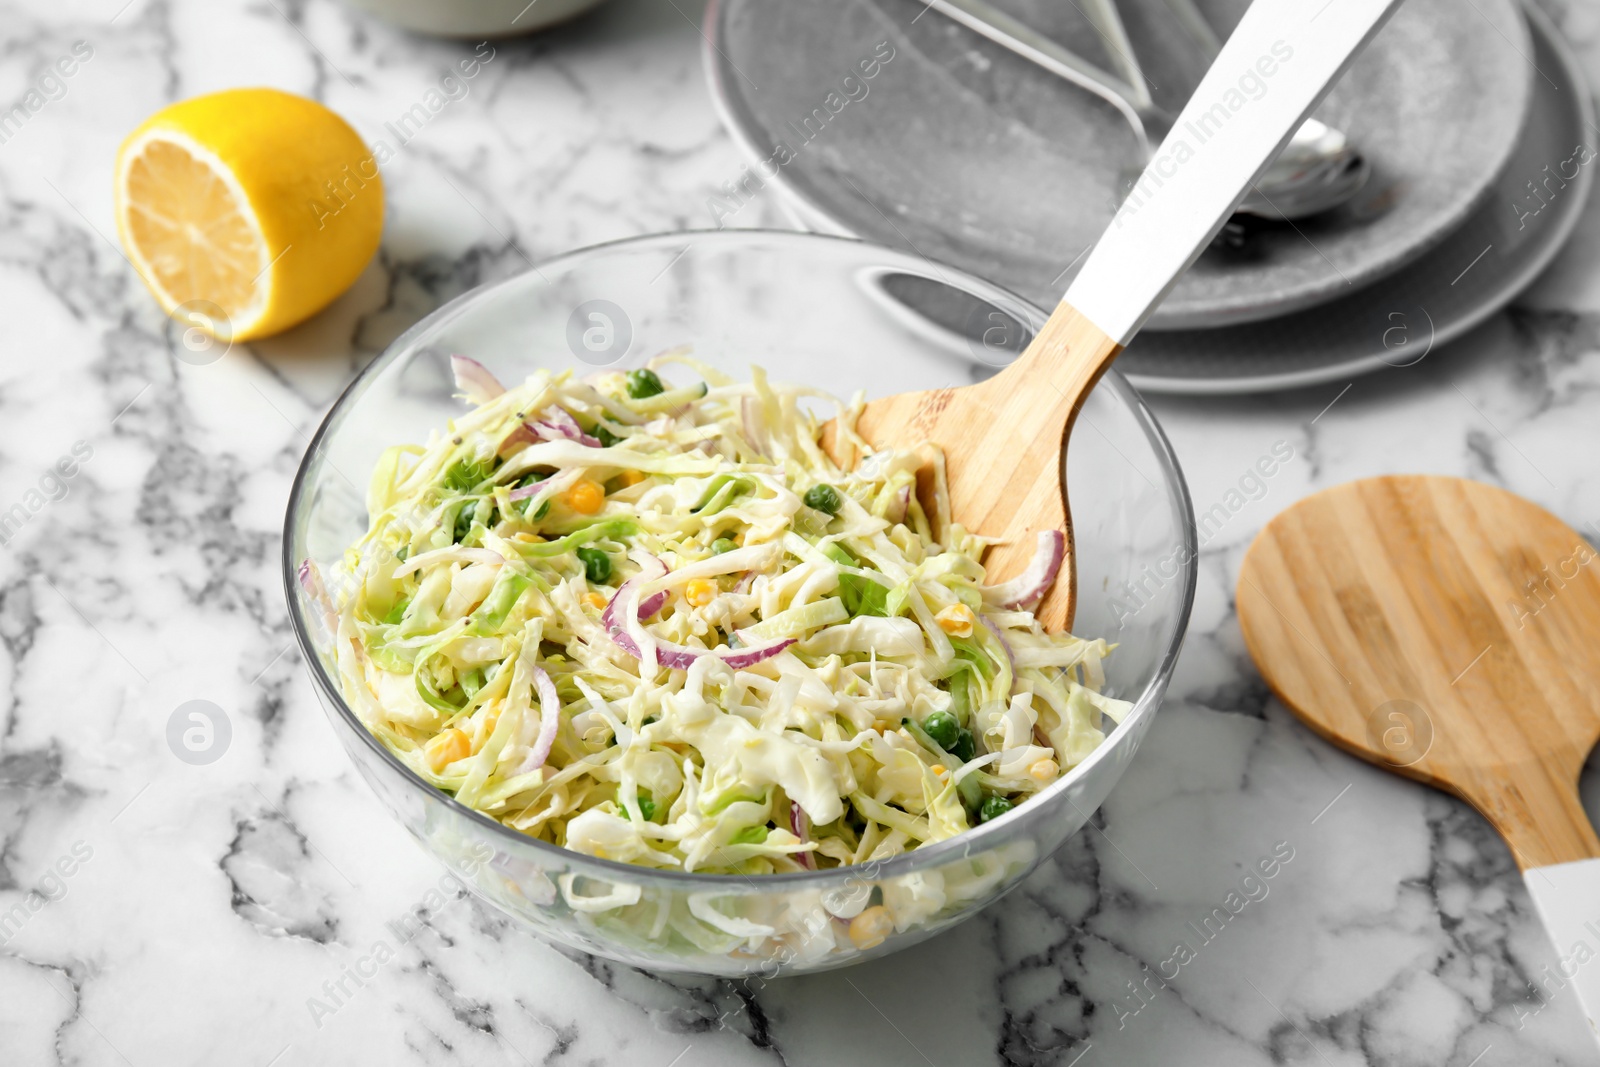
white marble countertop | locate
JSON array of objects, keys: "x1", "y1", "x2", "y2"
[{"x1": 5, "y1": 0, "x2": 1600, "y2": 1064}]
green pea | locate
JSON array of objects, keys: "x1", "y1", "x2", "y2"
[
  {"x1": 576, "y1": 546, "x2": 612, "y2": 584},
  {"x1": 626, "y1": 368, "x2": 665, "y2": 398},
  {"x1": 979, "y1": 796, "x2": 1013, "y2": 823},
  {"x1": 804, "y1": 484, "x2": 842, "y2": 515},
  {"x1": 443, "y1": 457, "x2": 492, "y2": 493},
  {"x1": 711, "y1": 537, "x2": 737, "y2": 555},
  {"x1": 593, "y1": 424, "x2": 622, "y2": 448},
  {"x1": 619, "y1": 787, "x2": 656, "y2": 822},
  {"x1": 921, "y1": 710, "x2": 959, "y2": 751},
  {"x1": 950, "y1": 728, "x2": 976, "y2": 763}
]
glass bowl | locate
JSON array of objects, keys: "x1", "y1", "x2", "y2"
[{"x1": 283, "y1": 230, "x2": 1195, "y2": 977}]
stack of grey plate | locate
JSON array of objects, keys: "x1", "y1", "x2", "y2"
[{"x1": 705, "y1": 0, "x2": 1592, "y2": 394}]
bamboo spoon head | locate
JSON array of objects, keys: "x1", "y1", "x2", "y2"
[
  {"x1": 1237, "y1": 475, "x2": 1600, "y2": 869},
  {"x1": 822, "y1": 303, "x2": 1124, "y2": 632}
]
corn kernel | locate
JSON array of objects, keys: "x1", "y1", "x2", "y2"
[
  {"x1": 513, "y1": 532, "x2": 545, "y2": 544},
  {"x1": 1029, "y1": 758, "x2": 1059, "y2": 783},
  {"x1": 935, "y1": 603, "x2": 976, "y2": 637},
  {"x1": 424, "y1": 728, "x2": 471, "y2": 772},
  {"x1": 872, "y1": 719, "x2": 893, "y2": 733},
  {"x1": 565, "y1": 478, "x2": 605, "y2": 515},
  {"x1": 848, "y1": 905, "x2": 895, "y2": 950},
  {"x1": 618, "y1": 470, "x2": 647, "y2": 487},
  {"x1": 583, "y1": 591, "x2": 608, "y2": 611},
  {"x1": 684, "y1": 577, "x2": 718, "y2": 607},
  {"x1": 932, "y1": 765, "x2": 950, "y2": 779}
]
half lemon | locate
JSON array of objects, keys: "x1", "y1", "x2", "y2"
[{"x1": 115, "y1": 88, "x2": 383, "y2": 342}]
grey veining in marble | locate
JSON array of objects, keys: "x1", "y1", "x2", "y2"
[{"x1": 2, "y1": 0, "x2": 1600, "y2": 1064}]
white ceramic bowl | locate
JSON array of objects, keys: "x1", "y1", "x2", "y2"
[{"x1": 339, "y1": 0, "x2": 608, "y2": 37}]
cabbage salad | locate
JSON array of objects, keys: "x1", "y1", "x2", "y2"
[{"x1": 305, "y1": 353, "x2": 1129, "y2": 876}]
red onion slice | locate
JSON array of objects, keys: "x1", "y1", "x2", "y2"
[
  {"x1": 508, "y1": 468, "x2": 580, "y2": 503},
  {"x1": 525, "y1": 666, "x2": 561, "y2": 772},
  {"x1": 741, "y1": 396, "x2": 769, "y2": 456},
  {"x1": 602, "y1": 578, "x2": 793, "y2": 671},
  {"x1": 531, "y1": 405, "x2": 601, "y2": 448},
  {"x1": 297, "y1": 559, "x2": 339, "y2": 640},
  {"x1": 980, "y1": 615, "x2": 1017, "y2": 677},
  {"x1": 637, "y1": 590, "x2": 668, "y2": 619},
  {"x1": 498, "y1": 422, "x2": 542, "y2": 456},
  {"x1": 790, "y1": 801, "x2": 815, "y2": 870},
  {"x1": 888, "y1": 484, "x2": 912, "y2": 525},
  {"x1": 451, "y1": 355, "x2": 505, "y2": 404},
  {"x1": 710, "y1": 639, "x2": 795, "y2": 670},
  {"x1": 984, "y1": 530, "x2": 1065, "y2": 608},
  {"x1": 599, "y1": 579, "x2": 647, "y2": 659}
]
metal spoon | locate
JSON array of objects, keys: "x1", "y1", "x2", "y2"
[{"x1": 920, "y1": 0, "x2": 1370, "y2": 219}]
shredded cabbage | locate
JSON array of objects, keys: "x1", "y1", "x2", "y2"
[{"x1": 317, "y1": 355, "x2": 1131, "y2": 875}]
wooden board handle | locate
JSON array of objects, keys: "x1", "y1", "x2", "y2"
[{"x1": 1465, "y1": 771, "x2": 1600, "y2": 871}]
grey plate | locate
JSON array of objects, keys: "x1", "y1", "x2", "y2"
[
  {"x1": 706, "y1": 0, "x2": 1533, "y2": 330},
  {"x1": 783, "y1": 5, "x2": 1589, "y2": 396},
  {"x1": 1114, "y1": 3, "x2": 1591, "y2": 394}
]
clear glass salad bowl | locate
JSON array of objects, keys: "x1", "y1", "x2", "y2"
[{"x1": 284, "y1": 230, "x2": 1195, "y2": 977}]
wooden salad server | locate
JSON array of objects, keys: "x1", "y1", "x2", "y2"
[
  {"x1": 1238, "y1": 476, "x2": 1600, "y2": 1042},
  {"x1": 825, "y1": 0, "x2": 1405, "y2": 631}
]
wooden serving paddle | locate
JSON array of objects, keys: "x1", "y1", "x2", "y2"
[
  {"x1": 1238, "y1": 476, "x2": 1600, "y2": 1041},
  {"x1": 823, "y1": 0, "x2": 1405, "y2": 631}
]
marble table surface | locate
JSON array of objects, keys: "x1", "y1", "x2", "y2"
[{"x1": 5, "y1": 0, "x2": 1600, "y2": 1064}]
